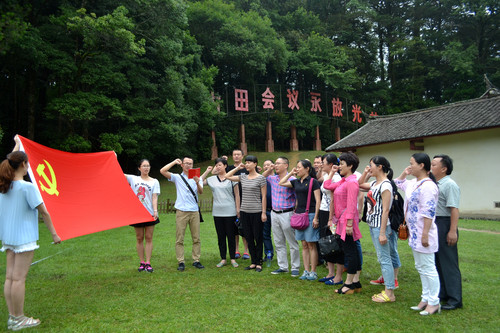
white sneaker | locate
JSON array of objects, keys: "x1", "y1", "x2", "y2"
[{"x1": 299, "y1": 270, "x2": 310, "y2": 280}]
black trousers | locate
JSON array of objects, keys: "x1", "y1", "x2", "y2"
[
  {"x1": 342, "y1": 235, "x2": 361, "y2": 274},
  {"x1": 214, "y1": 216, "x2": 237, "y2": 260},
  {"x1": 435, "y1": 216, "x2": 462, "y2": 306},
  {"x1": 240, "y1": 211, "x2": 264, "y2": 266}
]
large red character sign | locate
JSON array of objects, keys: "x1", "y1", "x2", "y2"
[
  {"x1": 287, "y1": 89, "x2": 300, "y2": 110},
  {"x1": 352, "y1": 104, "x2": 362, "y2": 123},
  {"x1": 235, "y1": 89, "x2": 249, "y2": 112},
  {"x1": 262, "y1": 87, "x2": 275, "y2": 110},
  {"x1": 332, "y1": 97, "x2": 343, "y2": 117},
  {"x1": 310, "y1": 92, "x2": 322, "y2": 112}
]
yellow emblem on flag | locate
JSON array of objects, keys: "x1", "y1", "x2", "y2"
[{"x1": 36, "y1": 160, "x2": 59, "y2": 196}]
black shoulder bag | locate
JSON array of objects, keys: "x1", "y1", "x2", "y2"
[{"x1": 180, "y1": 174, "x2": 204, "y2": 222}]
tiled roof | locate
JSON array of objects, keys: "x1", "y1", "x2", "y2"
[{"x1": 326, "y1": 95, "x2": 500, "y2": 151}]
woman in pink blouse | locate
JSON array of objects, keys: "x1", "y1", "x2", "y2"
[
  {"x1": 323, "y1": 152, "x2": 362, "y2": 295},
  {"x1": 395, "y1": 153, "x2": 440, "y2": 315}
]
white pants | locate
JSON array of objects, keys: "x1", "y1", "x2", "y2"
[
  {"x1": 271, "y1": 211, "x2": 300, "y2": 271},
  {"x1": 413, "y1": 250, "x2": 440, "y2": 306}
]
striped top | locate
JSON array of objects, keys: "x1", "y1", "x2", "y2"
[
  {"x1": 239, "y1": 174, "x2": 267, "y2": 213},
  {"x1": 366, "y1": 180, "x2": 393, "y2": 228},
  {"x1": 0, "y1": 180, "x2": 42, "y2": 245}
]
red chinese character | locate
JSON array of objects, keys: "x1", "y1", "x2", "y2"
[
  {"x1": 287, "y1": 89, "x2": 300, "y2": 110},
  {"x1": 235, "y1": 89, "x2": 249, "y2": 112},
  {"x1": 369, "y1": 111, "x2": 378, "y2": 117},
  {"x1": 352, "y1": 104, "x2": 362, "y2": 123},
  {"x1": 331, "y1": 97, "x2": 343, "y2": 117},
  {"x1": 310, "y1": 92, "x2": 322, "y2": 112},
  {"x1": 262, "y1": 87, "x2": 275, "y2": 110}
]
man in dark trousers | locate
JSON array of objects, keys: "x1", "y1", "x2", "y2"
[{"x1": 431, "y1": 155, "x2": 462, "y2": 310}]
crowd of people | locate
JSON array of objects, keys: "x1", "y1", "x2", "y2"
[
  {"x1": 147, "y1": 149, "x2": 462, "y2": 316},
  {"x1": 0, "y1": 135, "x2": 464, "y2": 329}
]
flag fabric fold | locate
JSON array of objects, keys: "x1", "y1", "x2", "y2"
[{"x1": 18, "y1": 136, "x2": 154, "y2": 241}]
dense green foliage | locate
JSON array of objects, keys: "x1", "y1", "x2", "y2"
[{"x1": 1, "y1": 0, "x2": 498, "y2": 168}]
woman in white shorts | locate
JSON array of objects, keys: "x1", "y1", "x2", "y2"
[{"x1": 0, "y1": 135, "x2": 61, "y2": 330}]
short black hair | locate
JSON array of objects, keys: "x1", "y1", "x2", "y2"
[
  {"x1": 245, "y1": 155, "x2": 258, "y2": 163},
  {"x1": 215, "y1": 157, "x2": 228, "y2": 166},
  {"x1": 434, "y1": 154, "x2": 453, "y2": 175},
  {"x1": 322, "y1": 153, "x2": 339, "y2": 166},
  {"x1": 339, "y1": 152, "x2": 359, "y2": 172},
  {"x1": 277, "y1": 156, "x2": 289, "y2": 165},
  {"x1": 264, "y1": 159, "x2": 274, "y2": 164}
]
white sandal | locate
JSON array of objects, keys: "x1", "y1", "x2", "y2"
[{"x1": 11, "y1": 315, "x2": 41, "y2": 331}]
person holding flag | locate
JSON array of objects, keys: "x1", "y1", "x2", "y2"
[
  {"x1": 125, "y1": 159, "x2": 160, "y2": 273},
  {"x1": 0, "y1": 135, "x2": 61, "y2": 330}
]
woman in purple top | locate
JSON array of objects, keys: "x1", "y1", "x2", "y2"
[
  {"x1": 395, "y1": 153, "x2": 440, "y2": 316},
  {"x1": 323, "y1": 152, "x2": 362, "y2": 295}
]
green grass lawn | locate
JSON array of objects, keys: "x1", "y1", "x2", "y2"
[{"x1": 1, "y1": 214, "x2": 499, "y2": 332}]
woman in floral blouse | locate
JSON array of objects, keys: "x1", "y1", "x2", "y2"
[{"x1": 395, "y1": 153, "x2": 440, "y2": 316}]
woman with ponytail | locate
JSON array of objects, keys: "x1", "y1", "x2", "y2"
[
  {"x1": 359, "y1": 156, "x2": 401, "y2": 303},
  {"x1": 279, "y1": 160, "x2": 321, "y2": 280},
  {"x1": 395, "y1": 153, "x2": 440, "y2": 315},
  {"x1": 0, "y1": 135, "x2": 61, "y2": 330}
]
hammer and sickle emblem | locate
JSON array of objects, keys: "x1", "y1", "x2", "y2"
[{"x1": 36, "y1": 160, "x2": 59, "y2": 196}]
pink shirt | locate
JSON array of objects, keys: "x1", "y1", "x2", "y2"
[{"x1": 323, "y1": 174, "x2": 361, "y2": 241}]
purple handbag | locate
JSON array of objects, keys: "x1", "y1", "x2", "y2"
[{"x1": 290, "y1": 178, "x2": 314, "y2": 230}]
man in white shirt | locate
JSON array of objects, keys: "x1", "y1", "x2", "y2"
[{"x1": 161, "y1": 157, "x2": 204, "y2": 271}]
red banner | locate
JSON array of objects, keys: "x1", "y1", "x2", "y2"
[{"x1": 18, "y1": 136, "x2": 154, "y2": 241}]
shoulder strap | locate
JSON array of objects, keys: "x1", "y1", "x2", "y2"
[
  {"x1": 305, "y1": 178, "x2": 314, "y2": 212},
  {"x1": 180, "y1": 173, "x2": 198, "y2": 203}
]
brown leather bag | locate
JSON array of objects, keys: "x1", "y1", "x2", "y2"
[
  {"x1": 399, "y1": 179, "x2": 431, "y2": 241},
  {"x1": 398, "y1": 220, "x2": 409, "y2": 240}
]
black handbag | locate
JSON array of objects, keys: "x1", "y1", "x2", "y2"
[{"x1": 318, "y1": 233, "x2": 341, "y2": 257}]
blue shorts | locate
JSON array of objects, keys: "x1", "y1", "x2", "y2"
[{"x1": 295, "y1": 213, "x2": 320, "y2": 242}]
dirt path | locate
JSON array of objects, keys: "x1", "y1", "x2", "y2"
[{"x1": 458, "y1": 227, "x2": 500, "y2": 235}]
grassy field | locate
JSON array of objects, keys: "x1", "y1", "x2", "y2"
[{"x1": 0, "y1": 214, "x2": 499, "y2": 332}]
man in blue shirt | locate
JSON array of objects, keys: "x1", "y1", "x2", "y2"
[
  {"x1": 431, "y1": 154, "x2": 462, "y2": 310},
  {"x1": 161, "y1": 157, "x2": 204, "y2": 271}
]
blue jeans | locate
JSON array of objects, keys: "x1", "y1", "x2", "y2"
[
  {"x1": 388, "y1": 227, "x2": 402, "y2": 269},
  {"x1": 370, "y1": 227, "x2": 396, "y2": 289},
  {"x1": 263, "y1": 211, "x2": 274, "y2": 257}
]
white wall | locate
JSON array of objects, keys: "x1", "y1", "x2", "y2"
[{"x1": 333, "y1": 128, "x2": 500, "y2": 218}]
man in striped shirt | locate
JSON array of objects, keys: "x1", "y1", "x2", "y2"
[{"x1": 263, "y1": 157, "x2": 300, "y2": 277}]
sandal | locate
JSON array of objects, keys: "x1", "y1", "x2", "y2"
[
  {"x1": 216, "y1": 261, "x2": 226, "y2": 268},
  {"x1": 145, "y1": 262, "x2": 153, "y2": 273},
  {"x1": 372, "y1": 290, "x2": 395, "y2": 303},
  {"x1": 11, "y1": 316, "x2": 41, "y2": 331},
  {"x1": 335, "y1": 283, "x2": 355, "y2": 295},
  {"x1": 231, "y1": 261, "x2": 239, "y2": 268},
  {"x1": 138, "y1": 262, "x2": 146, "y2": 272},
  {"x1": 353, "y1": 281, "x2": 362, "y2": 293}
]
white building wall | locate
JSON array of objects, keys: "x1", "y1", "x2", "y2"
[{"x1": 333, "y1": 128, "x2": 500, "y2": 218}]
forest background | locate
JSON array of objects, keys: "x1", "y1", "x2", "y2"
[{"x1": 0, "y1": 0, "x2": 498, "y2": 172}]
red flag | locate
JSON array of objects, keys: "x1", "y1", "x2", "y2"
[{"x1": 18, "y1": 136, "x2": 154, "y2": 241}]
